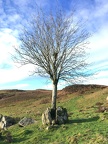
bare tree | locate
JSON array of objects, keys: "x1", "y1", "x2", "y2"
[{"x1": 13, "y1": 7, "x2": 91, "y2": 116}]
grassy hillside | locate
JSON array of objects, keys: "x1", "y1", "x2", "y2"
[{"x1": 0, "y1": 84, "x2": 108, "y2": 144}]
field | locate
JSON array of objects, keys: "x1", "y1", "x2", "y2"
[{"x1": 0, "y1": 84, "x2": 108, "y2": 144}]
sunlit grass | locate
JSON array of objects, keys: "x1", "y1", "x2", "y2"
[{"x1": 0, "y1": 87, "x2": 108, "y2": 143}]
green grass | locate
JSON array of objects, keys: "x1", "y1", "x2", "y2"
[{"x1": 0, "y1": 87, "x2": 108, "y2": 143}]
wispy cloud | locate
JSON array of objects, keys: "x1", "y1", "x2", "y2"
[
  {"x1": 9, "y1": 83, "x2": 30, "y2": 89},
  {"x1": 0, "y1": 83, "x2": 30, "y2": 90},
  {"x1": 69, "y1": 0, "x2": 108, "y2": 86},
  {"x1": 89, "y1": 26, "x2": 108, "y2": 62}
]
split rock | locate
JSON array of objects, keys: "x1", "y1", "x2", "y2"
[
  {"x1": 56, "y1": 106, "x2": 68, "y2": 124},
  {"x1": 42, "y1": 108, "x2": 52, "y2": 125}
]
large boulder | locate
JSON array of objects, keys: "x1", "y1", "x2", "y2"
[
  {"x1": 18, "y1": 117, "x2": 36, "y2": 127},
  {"x1": 42, "y1": 107, "x2": 68, "y2": 125},
  {"x1": 56, "y1": 106, "x2": 68, "y2": 124},
  {"x1": 0, "y1": 115, "x2": 15, "y2": 130}
]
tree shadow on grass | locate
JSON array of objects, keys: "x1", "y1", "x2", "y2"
[
  {"x1": 68, "y1": 116, "x2": 100, "y2": 124},
  {"x1": 0, "y1": 135, "x2": 29, "y2": 144}
]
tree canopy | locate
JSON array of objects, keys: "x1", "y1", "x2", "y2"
[{"x1": 13, "y1": 6, "x2": 91, "y2": 112}]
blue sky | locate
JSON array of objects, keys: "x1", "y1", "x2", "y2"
[{"x1": 0, "y1": 0, "x2": 108, "y2": 90}]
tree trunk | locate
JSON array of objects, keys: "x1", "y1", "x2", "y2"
[
  {"x1": 51, "y1": 81, "x2": 57, "y2": 120},
  {"x1": 51, "y1": 82, "x2": 57, "y2": 110}
]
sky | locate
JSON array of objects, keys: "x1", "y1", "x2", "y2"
[{"x1": 0, "y1": 0, "x2": 108, "y2": 90}]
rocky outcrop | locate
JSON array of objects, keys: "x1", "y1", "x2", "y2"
[
  {"x1": 42, "y1": 106, "x2": 68, "y2": 125},
  {"x1": 18, "y1": 117, "x2": 36, "y2": 127}
]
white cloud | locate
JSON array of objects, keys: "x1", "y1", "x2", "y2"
[
  {"x1": 0, "y1": 64, "x2": 35, "y2": 84},
  {"x1": 14, "y1": 0, "x2": 49, "y2": 8},
  {"x1": 0, "y1": 83, "x2": 30, "y2": 90},
  {"x1": 84, "y1": 69, "x2": 108, "y2": 86},
  {"x1": 88, "y1": 24, "x2": 108, "y2": 64},
  {"x1": 10, "y1": 83, "x2": 29, "y2": 89},
  {"x1": 85, "y1": 79, "x2": 108, "y2": 86},
  {"x1": 0, "y1": 28, "x2": 35, "y2": 84},
  {"x1": 96, "y1": 71, "x2": 108, "y2": 78},
  {"x1": 94, "y1": 0, "x2": 108, "y2": 17},
  {"x1": 7, "y1": 14, "x2": 21, "y2": 24},
  {"x1": 0, "y1": 28, "x2": 18, "y2": 64},
  {"x1": 43, "y1": 81, "x2": 66, "y2": 90},
  {"x1": 13, "y1": 0, "x2": 30, "y2": 7}
]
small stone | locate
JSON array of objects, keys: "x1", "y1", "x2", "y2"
[
  {"x1": 98, "y1": 106, "x2": 106, "y2": 113},
  {"x1": 52, "y1": 120, "x2": 56, "y2": 125},
  {"x1": 101, "y1": 117, "x2": 105, "y2": 121},
  {"x1": 46, "y1": 126, "x2": 50, "y2": 130}
]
